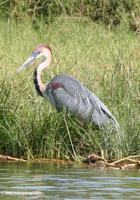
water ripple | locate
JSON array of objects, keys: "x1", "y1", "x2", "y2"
[{"x1": 0, "y1": 163, "x2": 140, "y2": 200}]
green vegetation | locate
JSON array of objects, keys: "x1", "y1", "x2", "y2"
[
  {"x1": 0, "y1": 15, "x2": 140, "y2": 161},
  {"x1": 1, "y1": 0, "x2": 140, "y2": 30}
]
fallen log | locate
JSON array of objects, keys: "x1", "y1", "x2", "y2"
[
  {"x1": 83, "y1": 154, "x2": 140, "y2": 169},
  {"x1": 0, "y1": 154, "x2": 26, "y2": 162}
]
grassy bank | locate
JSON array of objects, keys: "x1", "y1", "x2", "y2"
[{"x1": 0, "y1": 17, "x2": 139, "y2": 160}]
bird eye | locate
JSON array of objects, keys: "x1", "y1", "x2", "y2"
[
  {"x1": 37, "y1": 50, "x2": 41, "y2": 55},
  {"x1": 31, "y1": 50, "x2": 41, "y2": 58}
]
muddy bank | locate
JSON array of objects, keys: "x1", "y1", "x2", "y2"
[
  {"x1": 0, "y1": 154, "x2": 140, "y2": 170},
  {"x1": 84, "y1": 154, "x2": 140, "y2": 170}
]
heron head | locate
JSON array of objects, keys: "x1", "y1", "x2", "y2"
[{"x1": 17, "y1": 44, "x2": 52, "y2": 72}]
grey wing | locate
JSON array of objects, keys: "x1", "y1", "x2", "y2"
[
  {"x1": 46, "y1": 74, "x2": 119, "y2": 127},
  {"x1": 46, "y1": 74, "x2": 93, "y2": 118},
  {"x1": 86, "y1": 89, "x2": 119, "y2": 127}
]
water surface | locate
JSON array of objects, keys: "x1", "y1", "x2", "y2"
[{"x1": 0, "y1": 162, "x2": 139, "y2": 199}]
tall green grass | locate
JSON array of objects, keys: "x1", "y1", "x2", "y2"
[
  {"x1": 1, "y1": 0, "x2": 140, "y2": 30},
  {"x1": 0, "y1": 17, "x2": 139, "y2": 160}
]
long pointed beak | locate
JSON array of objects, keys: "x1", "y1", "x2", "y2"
[{"x1": 17, "y1": 52, "x2": 38, "y2": 73}]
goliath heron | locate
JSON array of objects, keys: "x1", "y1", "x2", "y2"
[{"x1": 17, "y1": 44, "x2": 119, "y2": 129}]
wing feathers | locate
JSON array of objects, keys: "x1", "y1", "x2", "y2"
[{"x1": 46, "y1": 74, "x2": 118, "y2": 127}]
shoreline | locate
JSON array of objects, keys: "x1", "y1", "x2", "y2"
[{"x1": 0, "y1": 154, "x2": 140, "y2": 170}]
